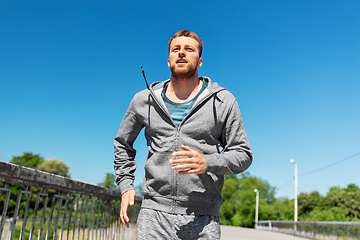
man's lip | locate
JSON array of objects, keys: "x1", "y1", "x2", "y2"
[{"x1": 176, "y1": 59, "x2": 187, "y2": 64}]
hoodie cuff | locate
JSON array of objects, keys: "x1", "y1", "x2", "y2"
[
  {"x1": 205, "y1": 154, "x2": 227, "y2": 174},
  {"x1": 118, "y1": 178, "x2": 134, "y2": 196}
]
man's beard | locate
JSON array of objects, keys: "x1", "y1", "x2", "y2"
[{"x1": 170, "y1": 63, "x2": 197, "y2": 80}]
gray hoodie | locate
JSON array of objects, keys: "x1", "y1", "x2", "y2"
[{"x1": 114, "y1": 76, "x2": 252, "y2": 216}]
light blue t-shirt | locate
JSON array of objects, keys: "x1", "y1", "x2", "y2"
[{"x1": 162, "y1": 80, "x2": 208, "y2": 126}]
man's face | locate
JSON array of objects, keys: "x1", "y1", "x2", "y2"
[{"x1": 168, "y1": 36, "x2": 202, "y2": 79}]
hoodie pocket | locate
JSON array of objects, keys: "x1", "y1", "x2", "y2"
[{"x1": 143, "y1": 152, "x2": 174, "y2": 197}]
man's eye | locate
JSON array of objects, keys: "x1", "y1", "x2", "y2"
[{"x1": 187, "y1": 48, "x2": 194, "y2": 51}]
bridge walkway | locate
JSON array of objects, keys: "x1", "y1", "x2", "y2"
[{"x1": 221, "y1": 225, "x2": 309, "y2": 240}]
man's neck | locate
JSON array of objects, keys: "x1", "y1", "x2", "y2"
[{"x1": 166, "y1": 74, "x2": 202, "y2": 103}]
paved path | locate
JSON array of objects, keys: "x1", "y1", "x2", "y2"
[{"x1": 221, "y1": 225, "x2": 309, "y2": 240}]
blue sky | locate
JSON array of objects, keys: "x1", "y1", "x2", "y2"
[{"x1": 1, "y1": 1, "x2": 359, "y2": 200}]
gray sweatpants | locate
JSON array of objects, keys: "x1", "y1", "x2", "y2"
[{"x1": 136, "y1": 208, "x2": 221, "y2": 240}]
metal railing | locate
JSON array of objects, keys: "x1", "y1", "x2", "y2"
[
  {"x1": 256, "y1": 220, "x2": 360, "y2": 240},
  {"x1": 0, "y1": 161, "x2": 142, "y2": 240}
]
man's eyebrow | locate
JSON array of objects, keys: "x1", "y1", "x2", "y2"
[{"x1": 170, "y1": 43, "x2": 197, "y2": 51}]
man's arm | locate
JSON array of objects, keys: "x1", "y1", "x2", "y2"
[
  {"x1": 114, "y1": 97, "x2": 144, "y2": 194},
  {"x1": 114, "y1": 97, "x2": 144, "y2": 227},
  {"x1": 205, "y1": 99, "x2": 252, "y2": 175}
]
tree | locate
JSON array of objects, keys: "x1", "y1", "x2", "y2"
[
  {"x1": 10, "y1": 152, "x2": 44, "y2": 168},
  {"x1": 332, "y1": 190, "x2": 360, "y2": 220},
  {"x1": 345, "y1": 183, "x2": 360, "y2": 192},
  {"x1": 298, "y1": 191, "x2": 322, "y2": 220},
  {"x1": 37, "y1": 159, "x2": 70, "y2": 177},
  {"x1": 220, "y1": 175, "x2": 240, "y2": 225},
  {"x1": 327, "y1": 186, "x2": 342, "y2": 198},
  {"x1": 299, "y1": 183, "x2": 360, "y2": 221},
  {"x1": 305, "y1": 207, "x2": 348, "y2": 221},
  {"x1": 259, "y1": 197, "x2": 294, "y2": 221},
  {"x1": 220, "y1": 172, "x2": 279, "y2": 228},
  {"x1": 98, "y1": 173, "x2": 119, "y2": 190},
  {"x1": 9, "y1": 153, "x2": 70, "y2": 177}
]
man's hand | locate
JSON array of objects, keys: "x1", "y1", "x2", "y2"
[
  {"x1": 120, "y1": 189, "x2": 136, "y2": 228},
  {"x1": 169, "y1": 145, "x2": 207, "y2": 175}
]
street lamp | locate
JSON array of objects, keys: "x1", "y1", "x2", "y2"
[
  {"x1": 254, "y1": 189, "x2": 259, "y2": 228},
  {"x1": 290, "y1": 159, "x2": 298, "y2": 229}
]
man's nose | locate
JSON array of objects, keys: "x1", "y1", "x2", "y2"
[{"x1": 178, "y1": 47, "x2": 185, "y2": 56}]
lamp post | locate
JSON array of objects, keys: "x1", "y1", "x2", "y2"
[
  {"x1": 254, "y1": 189, "x2": 259, "y2": 228},
  {"x1": 290, "y1": 159, "x2": 298, "y2": 231}
]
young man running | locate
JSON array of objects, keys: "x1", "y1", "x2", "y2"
[{"x1": 114, "y1": 30, "x2": 252, "y2": 239}]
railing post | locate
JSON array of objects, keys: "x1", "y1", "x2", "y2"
[
  {"x1": 6, "y1": 219, "x2": 11, "y2": 240},
  {"x1": 0, "y1": 183, "x2": 11, "y2": 239},
  {"x1": 9, "y1": 188, "x2": 32, "y2": 240},
  {"x1": 269, "y1": 220, "x2": 272, "y2": 231},
  {"x1": 86, "y1": 197, "x2": 94, "y2": 240}
]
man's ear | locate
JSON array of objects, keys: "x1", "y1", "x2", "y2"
[
  {"x1": 198, "y1": 58, "x2": 203, "y2": 68},
  {"x1": 168, "y1": 58, "x2": 170, "y2": 67}
]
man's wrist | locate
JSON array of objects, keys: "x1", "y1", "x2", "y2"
[{"x1": 119, "y1": 179, "x2": 135, "y2": 195}]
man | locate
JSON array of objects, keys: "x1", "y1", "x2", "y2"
[{"x1": 114, "y1": 30, "x2": 252, "y2": 239}]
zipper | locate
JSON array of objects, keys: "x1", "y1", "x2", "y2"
[
  {"x1": 173, "y1": 129, "x2": 180, "y2": 213},
  {"x1": 147, "y1": 87, "x2": 178, "y2": 213}
]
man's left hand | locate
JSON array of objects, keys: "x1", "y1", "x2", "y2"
[{"x1": 169, "y1": 145, "x2": 207, "y2": 175}]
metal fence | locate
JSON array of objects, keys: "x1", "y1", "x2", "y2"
[
  {"x1": 256, "y1": 220, "x2": 360, "y2": 240},
  {"x1": 0, "y1": 161, "x2": 142, "y2": 240}
]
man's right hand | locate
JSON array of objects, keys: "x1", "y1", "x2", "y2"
[{"x1": 120, "y1": 189, "x2": 136, "y2": 228}]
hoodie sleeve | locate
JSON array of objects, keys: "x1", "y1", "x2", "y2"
[
  {"x1": 113, "y1": 96, "x2": 144, "y2": 195},
  {"x1": 205, "y1": 99, "x2": 252, "y2": 175}
]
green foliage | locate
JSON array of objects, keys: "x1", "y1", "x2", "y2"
[
  {"x1": 9, "y1": 152, "x2": 70, "y2": 177},
  {"x1": 0, "y1": 184, "x2": 30, "y2": 217},
  {"x1": 259, "y1": 198, "x2": 294, "y2": 221},
  {"x1": 305, "y1": 207, "x2": 348, "y2": 221},
  {"x1": 98, "y1": 173, "x2": 119, "y2": 190},
  {"x1": 345, "y1": 183, "x2": 360, "y2": 192},
  {"x1": 219, "y1": 174, "x2": 360, "y2": 228},
  {"x1": 12, "y1": 217, "x2": 60, "y2": 240},
  {"x1": 10, "y1": 152, "x2": 45, "y2": 168},
  {"x1": 332, "y1": 190, "x2": 360, "y2": 220},
  {"x1": 220, "y1": 175, "x2": 239, "y2": 225},
  {"x1": 298, "y1": 191, "x2": 325, "y2": 220},
  {"x1": 297, "y1": 183, "x2": 360, "y2": 221},
  {"x1": 0, "y1": 184, "x2": 58, "y2": 218},
  {"x1": 220, "y1": 172, "x2": 282, "y2": 228},
  {"x1": 37, "y1": 159, "x2": 70, "y2": 177},
  {"x1": 327, "y1": 186, "x2": 342, "y2": 198}
]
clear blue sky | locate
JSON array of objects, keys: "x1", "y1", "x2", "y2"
[{"x1": 1, "y1": 1, "x2": 359, "y2": 199}]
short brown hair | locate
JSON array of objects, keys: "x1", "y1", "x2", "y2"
[{"x1": 168, "y1": 30, "x2": 203, "y2": 57}]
